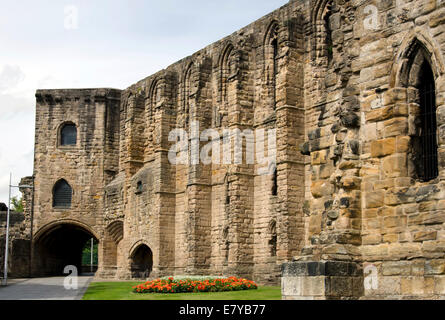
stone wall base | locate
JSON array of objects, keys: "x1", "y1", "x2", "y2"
[{"x1": 282, "y1": 261, "x2": 364, "y2": 300}]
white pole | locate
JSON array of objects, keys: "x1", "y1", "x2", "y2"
[
  {"x1": 90, "y1": 238, "x2": 93, "y2": 273},
  {"x1": 2, "y1": 173, "x2": 12, "y2": 286}
]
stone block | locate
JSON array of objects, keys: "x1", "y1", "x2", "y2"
[
  {"x1": 382, "y1": 154, "x2": 407, "y2": 178},
  {"x1": 311, "y1": 150, "x2": 328, "y2": 165},
  {"x1": 425, "y1": 260, "x2": 445, "y2": 275},
  {"x1": 383, "y1": 117, "x2": 408, "y2": 137},
  {"x1": 413, "y1": 231, "x2": 437, "y2": 242},
  {"x1": 371, "y1": 138, "x2": 396, "y2": 158},
  {"x1": 311, "y1": 181, "x2": 334, "y2": 198},
  {"x1": 364, "y1": 191, "x2": 384, "y2": 208}
]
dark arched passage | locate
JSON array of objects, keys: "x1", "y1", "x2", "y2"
[
  {"x1": 33, "y1": 223, "x2": 98, "y2": 277},
  {"x1": 130, "y1": 244, "x2": 153, "y2": 279}
]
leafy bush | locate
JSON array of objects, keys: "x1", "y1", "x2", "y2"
[{"x1": 133, "y1": 276, "x2": 258, "y2": 294}]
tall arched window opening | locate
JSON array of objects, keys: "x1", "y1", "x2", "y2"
[
  {"x1": 413, "y1": 62, "x2": 438, "y2": 181},
  {"x1": 265, "y1": 22, "x2": 279, "y2": 110},
  {"x1": 183, "y1": 65, "x2": 193, "y2": 128},
  {"x1": 323, "y1": 5, "x2": 333, "y2": 65},
  {"x1": 271, "y1": 168, "x2": 278, "y2": 196}
]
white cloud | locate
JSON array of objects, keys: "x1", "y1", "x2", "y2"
[{"x1": 0, "y1": 65, "x2": 25, "y2": 93}]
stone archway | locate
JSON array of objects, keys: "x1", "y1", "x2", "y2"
[
  {"x1": 129, "y1": 244, "x2": 153, "y2": 279},
  {"x1": 32, "y1": 222, "x2": 99, "y2": 277},
  {"x1": 99, "y1": 220, "x2": 124, "y2": 278}
]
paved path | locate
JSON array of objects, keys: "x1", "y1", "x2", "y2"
[{"x1": 0, "y1": 276, "x2": 93, "y2": 300}]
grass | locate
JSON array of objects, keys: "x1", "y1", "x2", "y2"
[{"x1": 82, "y1": 281, "x2": 281, "y2": 300}]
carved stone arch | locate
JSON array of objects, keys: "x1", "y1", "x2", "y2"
[
  {"x1": 263, "y1": 20, "x2": 280, "y2": 46},
  {"x1": 121, "y1": 91, "x2": 131, "y2": 114},
  {"x1": 106, "y1": 220, "x2": 124, "y2": 244},
  {"x1": 391, "y1": 30, "x2": 445, "y2": 88},
  {"x1": 264, "y1": 20, "x2": 281, "y2": 110},
  {"x1": 147, "y1": 77, "x2": 163, "y2": 112},
  {"x1": 311, "y1": 0, "x2": 332, "y2": 24},
  {"x1": 389, "y1": 29, "x2": 444, "y2": 182},
  {"x1": 129, "y1": 239, "x2": 153, "y2": 258},
  {"x1": 101, "y1": 220, "x2": 124, "y2": 274},
  {"x1": 311, "y1": 0, "x2": 334, "y2": 62},
  {"x1": 33, "y1": 219, "x2": 99, "y2": 243},
  {"x1": 182, "y1": 61, "x2": 195, "y2": 114},
  {"x1": 32, "y1": 219, "x2": 100, "y2": 276},
  {"x1": 218, "y1": 42, "x2": 234, "y2": 103}
]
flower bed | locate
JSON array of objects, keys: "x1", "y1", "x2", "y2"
[{"x1": 133, "y1": 276, "x2": 258, "y2": 294}]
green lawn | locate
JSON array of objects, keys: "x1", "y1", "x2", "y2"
[{"x1": 82, "y1": 282, "x2": 281, "y2": 300}]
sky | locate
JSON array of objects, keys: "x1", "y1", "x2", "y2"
[{"x1": 0, "y1": 0, "x2": 288, "y2": 205}]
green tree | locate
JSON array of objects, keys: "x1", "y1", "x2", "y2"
[
  {"x1": 11, "y1": 196, "x2": 23, "y2": 213},
  {"x1": 82, "y1": 239, "x2": 98, "y2": 266}
]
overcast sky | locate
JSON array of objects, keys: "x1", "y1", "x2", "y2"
[{"x1": 0, "y1": 0, "x2": 288, "y2": 205}]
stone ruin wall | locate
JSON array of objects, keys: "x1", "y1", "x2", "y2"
[
  {"x1": 110, "y1": 1, "x2": 306, "y2": 284},
  {"x1": 25, "y1": 0, "x2": 445, "y2": 298},
  {"x1": 0, "y1": 177, "x2": 34, "y2": 278},
  {"x1": 282, "y1": 0, "x2": 445, "y2": 299}
]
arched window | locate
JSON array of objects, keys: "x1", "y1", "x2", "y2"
[
  {"x1": 183, "y1": 64, "x2": 194, "y2": 129},
  {"x1": 323, "y1": 4, "x2": 333, "y2": 65},
  {"x1": 271, "y1": 38, "x2": 278, "y2": 108},
  {"x1": 136, "y1": 181, "x2": 143, "y2": 194},
  {"x1": 225, "y1": 178, "x2": 230, "y2": 205},
  {"x1": 221, "y1": 44, "x2": 235, "y2": 103},
  {"x1": 53, "y1": 179, "x2": 72, "y2": 208},
  {"x1": 265, "y1": 22, "x2": 279, "y2": 109},
  {"x1": 271, "y1": 167, "x2": 278, "y2": 196},
  {"x1": 184, "y1": 65, "x2": 193, "y2": 113},
  {"x1": 413, "y1": 62, "x2": 438, "y2": 181},
  {"x1": 269, "y1": 219, "x2": 277, "y2": 257},
  {"x1": 60, "y1": 123, "x2": 77, "y2": 146},
  {"x1": 149, "y1": 80, "x2": 161, "y2": 114}
]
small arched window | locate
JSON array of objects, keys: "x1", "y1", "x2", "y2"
[
  {"x1": 271, "y1": 38, "x2": 278, "y2": 109},
  {"x1": 60, "y1": 123, "x2": 77, "y2": 146},
  {"x1": 221, "y1": 44, "x2": 234, "y2": 103},
  {"x1": 271, "y1": 168, "x2": 278, "y2": 196},
  {"x1": 225, "y1": 179, "x2": 230, "y2": 205},
  {"x1": 136, "y1": 181, "x2": 143, "y2": 194},
  {"x1": 53, "y1": 179, "x2": 72, "y2": 208},
  {"x1": 269, "y1": 219, "x2": 277, "y2": 257},
  {"x1": 184, "y1": 65, "x2": 193, "y2": 113},
  {"x1": 323, "y1": 5, "x2": 333, "y2": 65},
  {"x1": 265, "y1": 22, "x2": 279, "y2": 110}
]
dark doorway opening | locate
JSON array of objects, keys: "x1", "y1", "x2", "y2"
[
  {"x1": 130, "y1": 244, "x2": 153, "y2": 279},
  {"x1": 33, "y1": 224, "x2": 98, "y2": 277}
]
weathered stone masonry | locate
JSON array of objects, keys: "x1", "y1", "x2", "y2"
[{"x1": 12, "y1": 0, "x2": 445, "y2": 299}]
